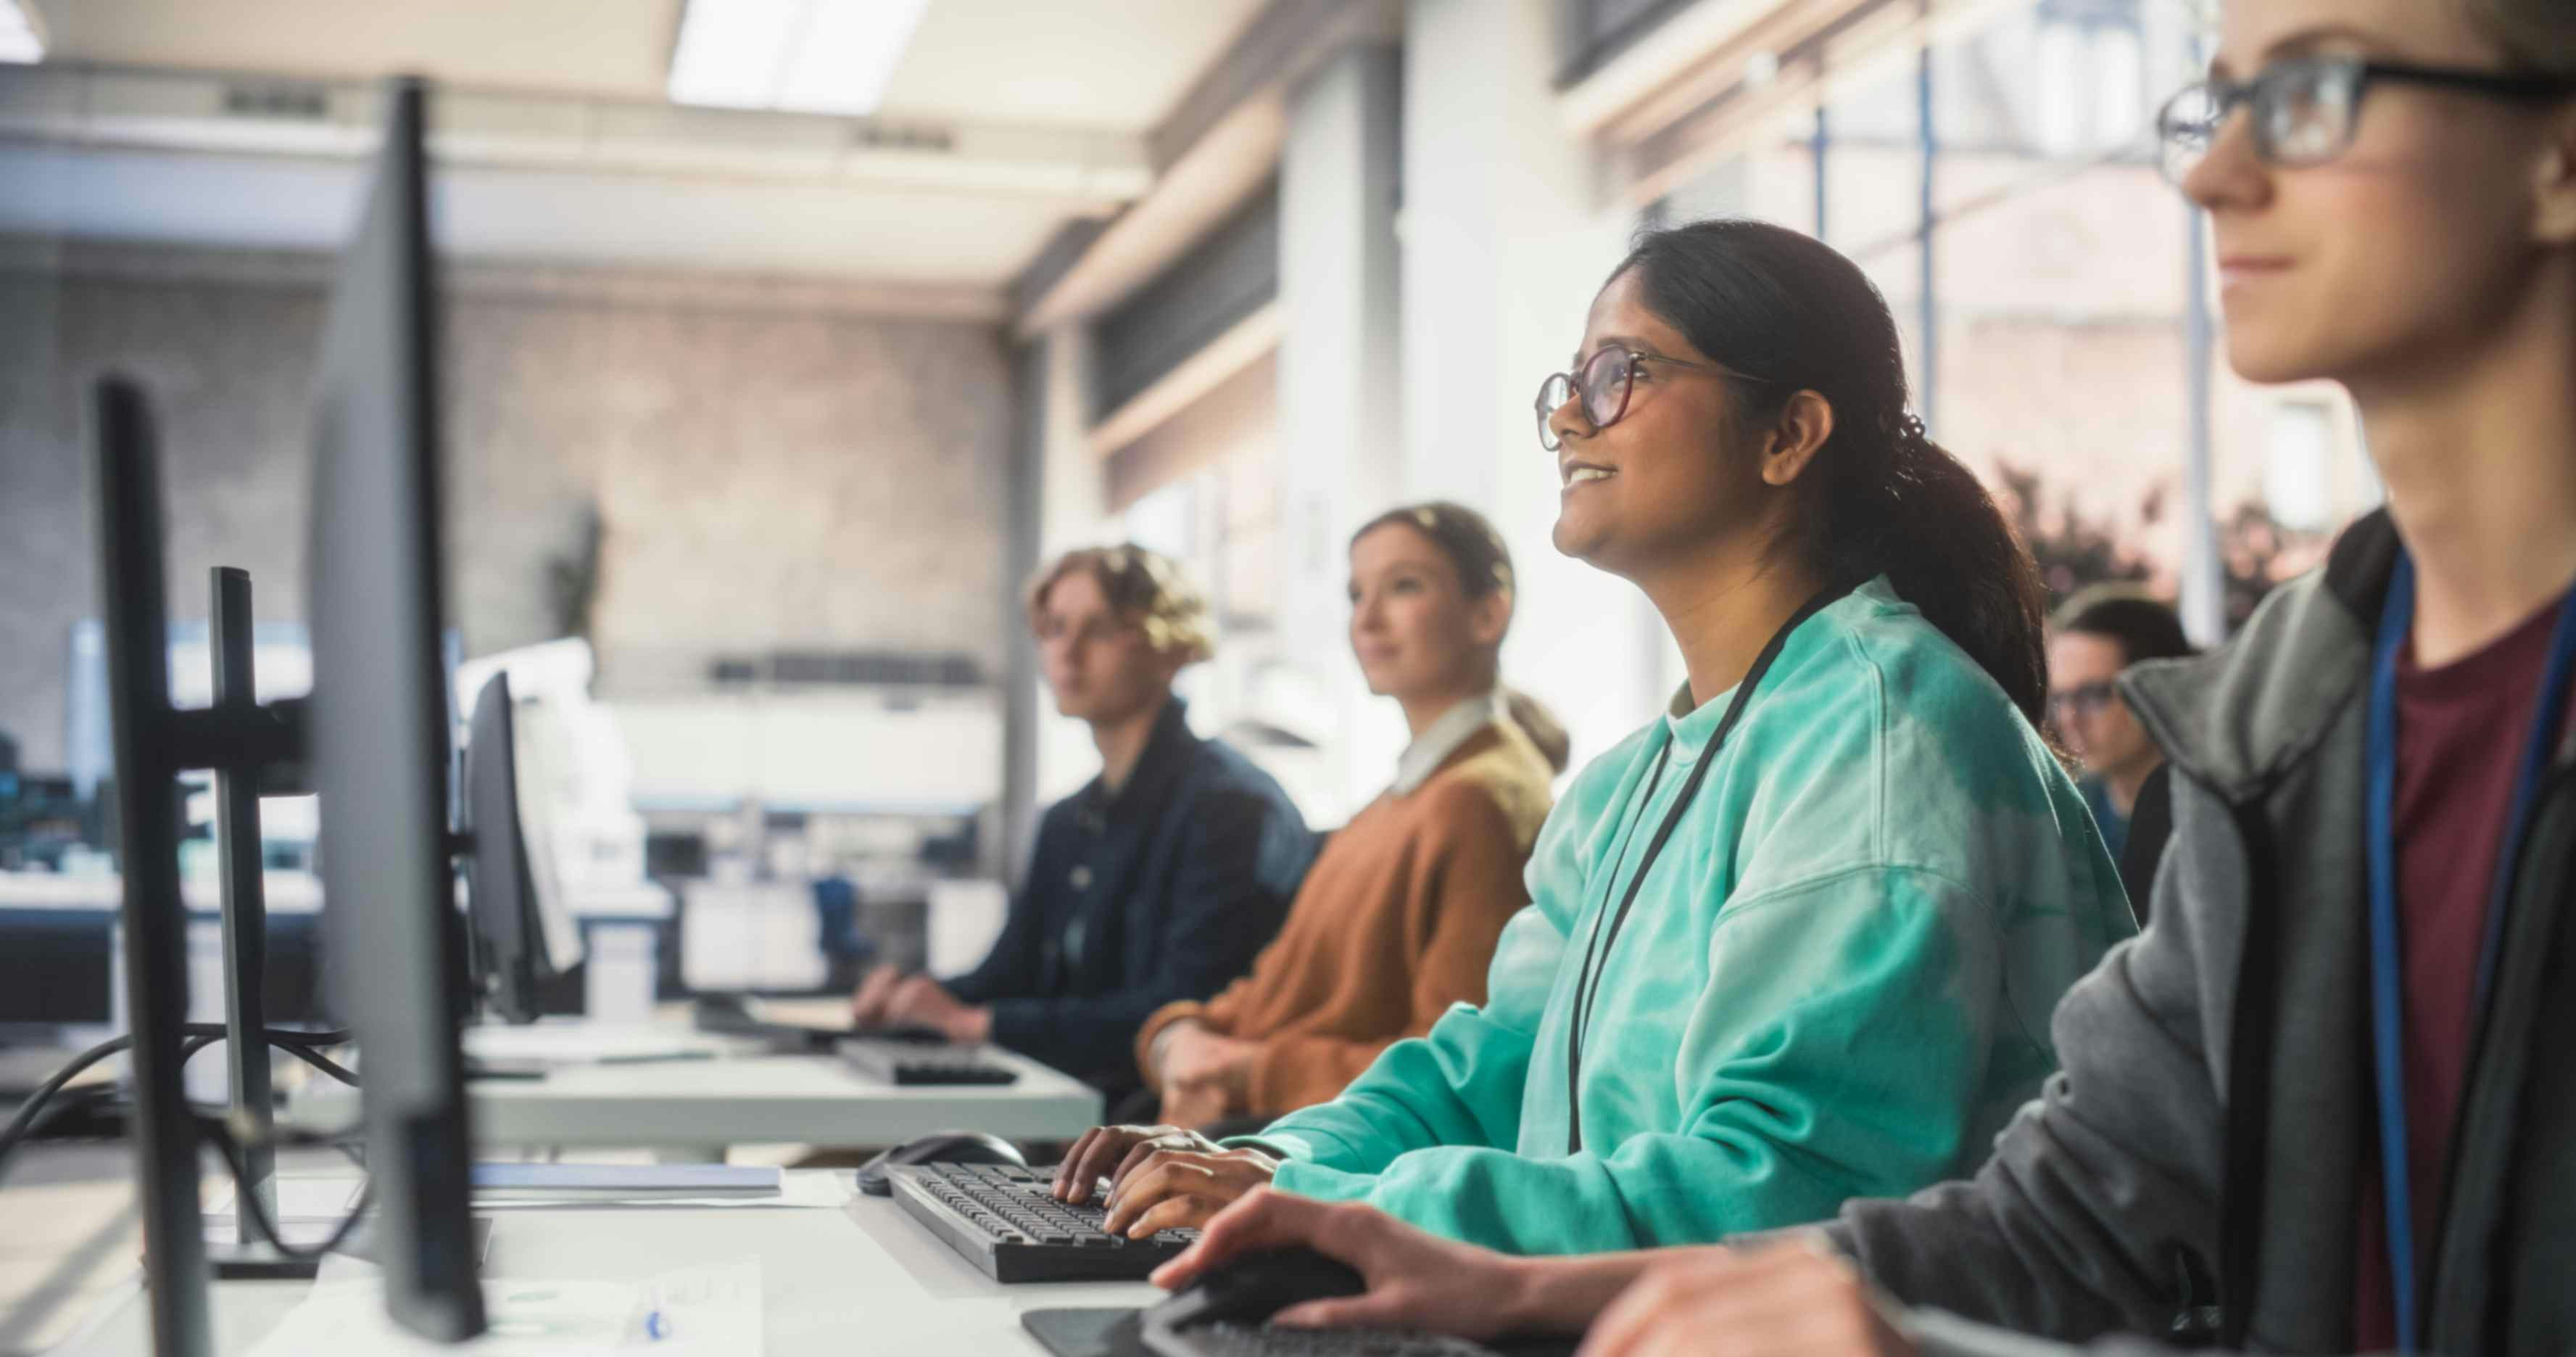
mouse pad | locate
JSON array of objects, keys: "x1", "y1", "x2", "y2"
[{"x1": 1022, "y1": 1307, "x2": 1152, "y2": 1357}]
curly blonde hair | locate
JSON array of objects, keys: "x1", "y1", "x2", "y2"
[{"x1": 1024, "y1": 544, "x2": 1216, "y2": 664}]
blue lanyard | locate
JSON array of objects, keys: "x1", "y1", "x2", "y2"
[{"x1": 2362, "y1": 553, "x2": 2576, "y2": 1351}]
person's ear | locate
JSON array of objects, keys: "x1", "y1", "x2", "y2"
[
  {"x1": 1464, "y1": 590, "x2": 1510, "y2": 651},
  {"x1": 2532, "y1": 105, "x2": 2576, "y2": 246},
  {"x1": 1760, "y1": 390, "x2": 1834, "y2": 487}
]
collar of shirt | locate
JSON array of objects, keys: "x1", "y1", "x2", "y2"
[
  {"x1": 1660, "y1": 680, "x2": 1743, "y2": 767},
  {"x1": 1077, "y1": 693, "x2": 1196, "y2": 831},
  {"x1": 1392, "y1": 691, "x2": 1505, "y2": 796}
]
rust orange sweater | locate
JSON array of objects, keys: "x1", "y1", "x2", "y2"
[{"x1": 1135, "y1": 719, "x2": 1556, "y2": 1117}]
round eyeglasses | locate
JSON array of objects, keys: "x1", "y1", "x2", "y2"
[
  {"x1": 2156, "y1": 54, "x2": 2575, "y2": 186},
  {"x1": 1535, "y1": 346, "x2": 1771, "y2": 452}
]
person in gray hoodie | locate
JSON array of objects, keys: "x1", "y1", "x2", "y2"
[{"x1": 1144, "y1": 0, "x2": 2576, "y2": 1353}]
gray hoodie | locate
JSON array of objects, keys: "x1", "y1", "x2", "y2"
[{"x1": 1818, "y1": 511, "x2": 2576, "y2": 1356}]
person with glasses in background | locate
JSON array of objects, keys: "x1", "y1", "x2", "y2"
[
  {"x1": 1147, "y1": 1, "x2": 2576, "y2": 1353},
  {"x1": 849, "y1": 545, "x2": 1312, "y2": 1101},
  {"x1": 1053, "y1": 219, "x2": 2134, "y2": 1257},
  {"x1": 2047, "y1": 586, "x2": 2195, "y2": 913}
]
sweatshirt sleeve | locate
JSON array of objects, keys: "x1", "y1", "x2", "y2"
[
  {"x1": 1238, "y1": 783, "x2": 1535, "y2": 1115},
  {"x1": 1259, "y1": 865, "x2": 2029, "y2": 1255},
  {"x1": 944, "y1": 849, "x2": 1045, "y2": 1007},
  {"x1": 1811, "y1": 783, "x2": 2235, "y2": 1344},
  {"x1": 1235, "y1": 890, "x2": 1565, "y2": 1174}
]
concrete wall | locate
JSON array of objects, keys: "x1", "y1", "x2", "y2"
[{"x1": 0, "y1": 242, "x2": 1015, "y2": 772}]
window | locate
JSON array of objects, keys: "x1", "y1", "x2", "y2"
[{"x1": 2262, "y1": 400, "x2": 2335, "y2": 532}]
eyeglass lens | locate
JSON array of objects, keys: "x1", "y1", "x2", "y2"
[
  {"x1": 1536, "y1": 349, "x2": 1637, "y2": 450},
  {"x1": 1536, "y1": 373, "x2": 1573, "y2": 450},
  {"x1": 2158, "y1": 59, "x2": 2359, "y2": 183},
  {"x1": 1580, "y1": 349, "x2": 1631, "y2": 429}
]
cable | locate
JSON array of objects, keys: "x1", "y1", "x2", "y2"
[
  {"x1": 0, "y1": 1024, "x2": 354, "y2": 1182},
  {"x1": 4, "y1": 1081, "x2": 121, "y2": 1146},
  {"x1": 5, "y1": 1023, "x2": 381, "y2": 1260},
  {"x1": 271, "y1": 1044, "x2": 359, "y2": 1088},
  {"x1": 197, "y1": 1113, "x2": 378, "y2": 1261}
]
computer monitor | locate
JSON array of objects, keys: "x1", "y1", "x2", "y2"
[
  {"x1": 306, "y1": 76, "x2": 485, "y2": 1342},
  {"x1": 463, "y1": 672, "x2": 584, "y2": 1023},
  {"x1": 91, "y1": 376, "x2": 215, "y2": 1357}
]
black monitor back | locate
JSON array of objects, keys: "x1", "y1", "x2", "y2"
[
  {"x1": 306, "y1": 76, "x2": 484, "y2": 1342},
  {"x1": 463, "y1": 672, "x2": 572, "y2": 1023}
]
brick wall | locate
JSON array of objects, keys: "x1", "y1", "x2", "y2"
[{"x1": 0, "y1": 242, "x2": 1015, "y2": 772}]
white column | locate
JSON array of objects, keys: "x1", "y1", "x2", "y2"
[
  {"x1": 1036, "y1": 325, "x2": 1106, "y2": 556},
  {"x1": 1275, "y1": 43, "x2": 1409, "y2": 817},
  {"x1": 1400, "y1": 0, "x2": 1668, "y2": 773},
  {"x1": 1031, "y1": 324, "x2": 1111, "y2": 806}
]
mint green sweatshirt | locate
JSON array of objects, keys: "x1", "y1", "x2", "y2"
[{"x1": 1243, "y1": 577, "x2": 2136, "y2": 1255}]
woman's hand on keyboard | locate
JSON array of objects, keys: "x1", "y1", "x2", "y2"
[
  {"x1": 849, "y1": 963, "x2": 904, "y2": 1025},
  {"x1": 1148, "y1": 1188, "x2": 1544, "y2": 1340},
  {"x1": 1098, "y1": 1144, "x2": 1281, "y2": 1237},
  {"x1": 1158, "y1": 1082, "x2": 1230, "y2": 1131},
  {"x1": 1053, "y1": 1124, "x2": 1222, "y2": 1203},
  {"x1": 1159, "y1": 1025, "x2": 1257, "y2": 1094}
]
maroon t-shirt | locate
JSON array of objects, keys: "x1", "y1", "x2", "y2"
[{"x1": 2352, "y1": 598, "x2": 2569, "y2": 1349}]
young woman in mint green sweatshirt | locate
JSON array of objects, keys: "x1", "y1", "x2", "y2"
[{"x1": 1053, "y1": 219, "x2": 2138, "y2": 1255}]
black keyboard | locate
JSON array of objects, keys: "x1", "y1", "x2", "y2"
[
  {"x1": 888, "y1": 1163, "x2": 1200, "y2": 1282},
  {"x1": 839, "y1": 1038, "x2": 1019, "y2": 1086},
  {"x1": 690, "y1": 997, "x2": 948, "y2": 1052}
]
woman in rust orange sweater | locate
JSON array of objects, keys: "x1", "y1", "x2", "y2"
[{"x1": 1135, "y1": 501, "x2": 1569, "y2": 1131}]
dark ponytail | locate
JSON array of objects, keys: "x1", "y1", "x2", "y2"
[
  {"x1": 1610, "y1": 220, "x2": 2049, "y2": 724},
  {"x1": 1502, "y1": 689, "x2": 1572, "y2": 775},
  {"x1": 1352, "y1": 500, "x2": 1573, "y2": 774}
]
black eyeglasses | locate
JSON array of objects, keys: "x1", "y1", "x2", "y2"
[
  {"x1": 2046, "y1": 681, "x2": 2119, "y2": 724},
  {"x1": 2157, "y1": 54, "x2": 2576, "y2": 184},
  {"x1": 1535, "y1": 347, "x2": 1771, "y2": 452}
]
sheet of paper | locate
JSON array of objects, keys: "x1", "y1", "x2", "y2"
[
  {"x1": 214, "y1": 1169, "x2": 847, "y2": 1232},
  {"x1": 204, "y1": 1174, "x2": 366, "y2": 1221},
  {"x1": 742, "y1": 995, "x2": 850, "y2": 1028},
  {"x1": 463, "y1": 1023, "x2": 728, "y2": 1065},
  {"x1": 244, "y1": 1258, "x2": 761, "y2": 1357},
  {"x1": 473, "y1": 1163, "x2": 782, "y2": 1198},
  {"x1": 470, "y1": 1170, "x2": 851, "y2": 1211}
]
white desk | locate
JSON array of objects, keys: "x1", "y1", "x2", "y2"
[
  {"x1": 44, "y1": 1178, "x2": 1158, "y2": 1357},
  {"x1": 0, "y1": 870, "x2": 674, "y2": 920},
  {"x1": 282, "y1": 1026, "x2": 1104, "y2": 1161}
]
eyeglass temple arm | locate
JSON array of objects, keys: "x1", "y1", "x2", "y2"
[{"x1": 2362, "y1": 61, "x2": 2576, "y2": 99}]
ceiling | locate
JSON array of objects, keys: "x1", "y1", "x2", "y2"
[
  {"x1": 25, "y1": 0, "x2": 1268, "y2": 131},
  {"x1": 13, "y1": 0, "x2": 1274, "y2": 292}
]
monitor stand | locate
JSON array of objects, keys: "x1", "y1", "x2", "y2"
[
  {"x1": 95, "y1": 380, "x2": 326, "y2": 1340},
  {"x1": 200, "y1": 565, "x2": 312, "y2": 1281}
]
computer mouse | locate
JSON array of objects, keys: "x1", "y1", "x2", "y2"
[
  {"x1": 1143, "y1": 1247, "x2": 1365, "y2": 1331},
  {"x1": 855, "y1": 1129, "x2": 1027, "y2": 1196}
]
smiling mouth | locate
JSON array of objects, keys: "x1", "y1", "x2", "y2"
[{"x1": 1561, "y1": 463, "x2": 1615, "y2": 489}]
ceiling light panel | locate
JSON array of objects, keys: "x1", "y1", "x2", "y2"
[
  {"x1": 667, "y1": 0, "x2": 931, "y2": 117},
  {"x1": 0, "y1": 0, "x2": 46, "y2": 64}
]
